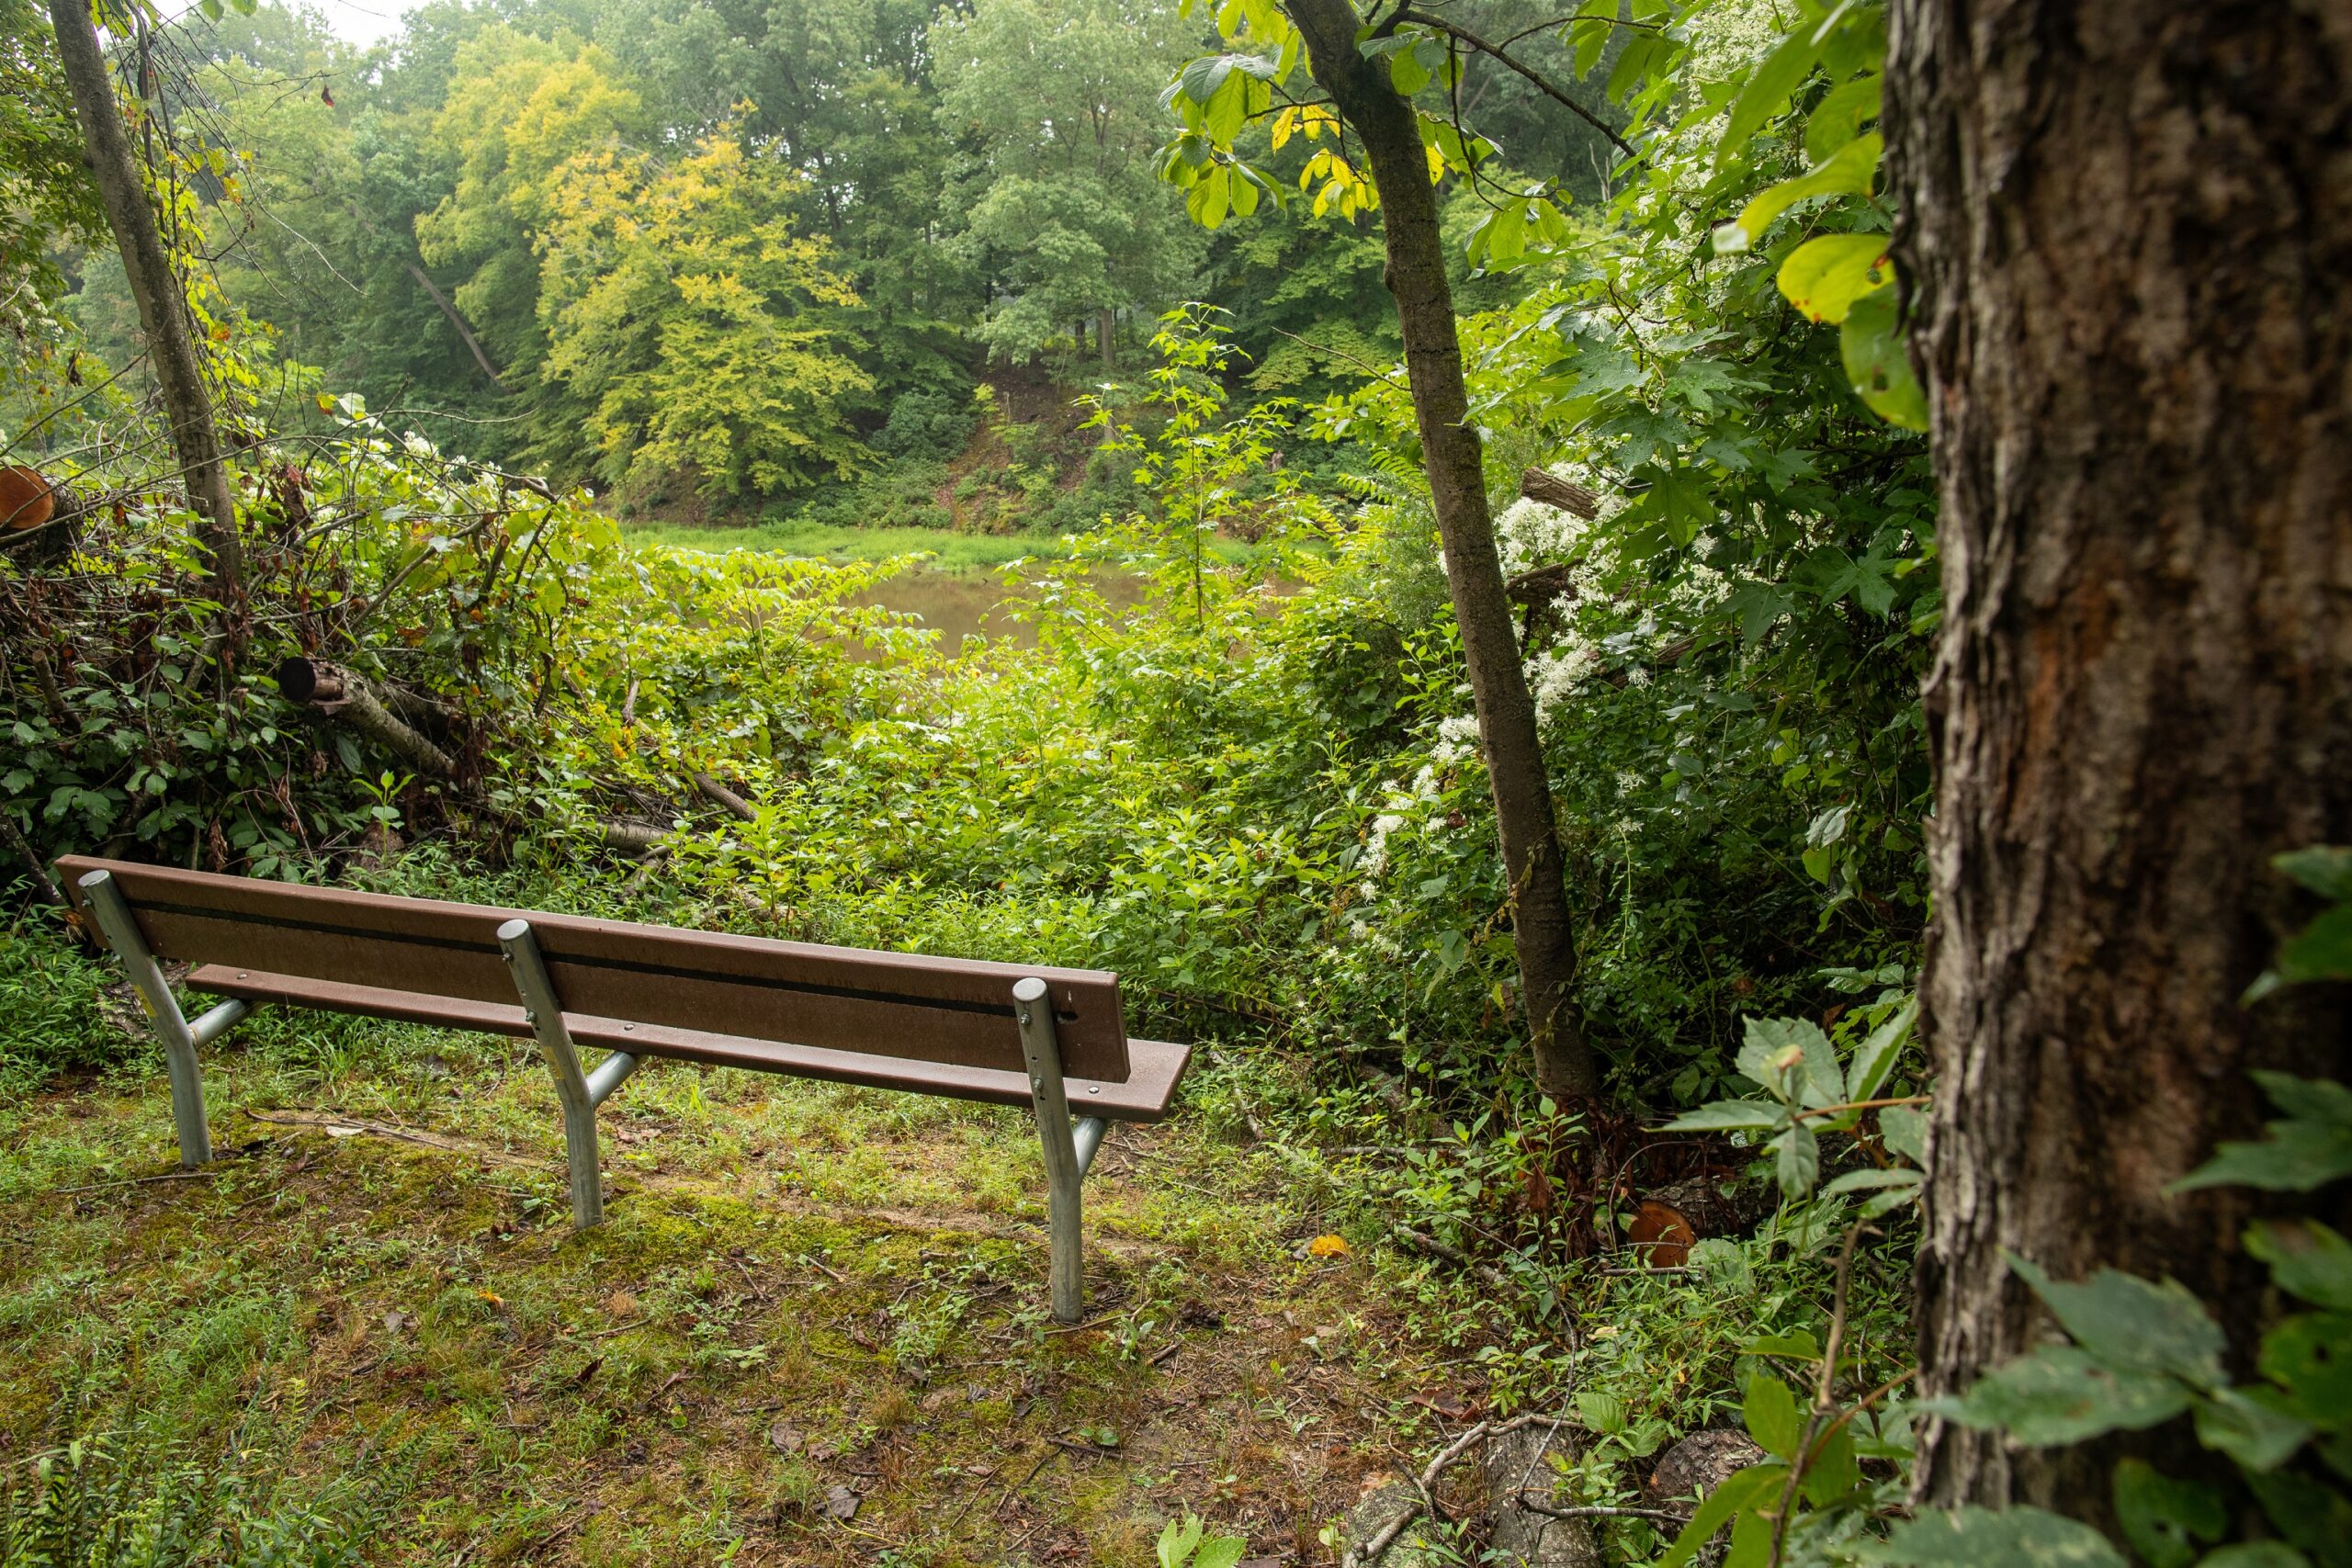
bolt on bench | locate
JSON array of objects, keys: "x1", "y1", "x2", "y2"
[{"x1": 59, "y1": 856, "x2": 1189, "y2": 1322}]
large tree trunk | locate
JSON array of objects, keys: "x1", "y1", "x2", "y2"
[
  {"x1": 48, "y1": 0, "x2": 241, "y2": 600},
  {"x1": 1884, "y1": 0, "x2": 2352, "y2": 1513},
  {"x1": 1290, "y1": 0, "x2": 1595, "y2": 1100}
]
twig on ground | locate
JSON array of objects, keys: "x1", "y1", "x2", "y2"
[
  {"x1": 1343, "y1": 1411, "x2": 1555, "y2": 1568},
  {"x1": 40, "y1": 1168, "x2": 215, "y2": 1198},
  {"x1": 1514, "y1": 1495, "x2": 1691, "y2": 1524}
]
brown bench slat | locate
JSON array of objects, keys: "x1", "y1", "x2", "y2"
[
  {"x1": 185, "y1": 965, "x2": 1189, "y2": 1121},
  {"x1": 61, "y1": 857, "x2": 1132, "y2": 1082}
]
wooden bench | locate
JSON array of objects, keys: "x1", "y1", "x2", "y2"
[{"x1": 59, "y1": 856, "x2": 1189, "y2": 1321}]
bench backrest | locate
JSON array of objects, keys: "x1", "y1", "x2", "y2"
[{"x1": 57, "y1": 857, "x2": 1132, "y2": 1082}]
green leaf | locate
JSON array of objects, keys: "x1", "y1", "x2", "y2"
[
  {"x1": 1690, "y1": 1237, "x2": 1753, "y2": 1293},
  {"x1": 1742, "y1": 1372, "x2": 1802, "y2": 1458},
  {"x1": 2256, "y1": 1312, "x2": 2352, "y2": 1423},
  {"x1": 2174, "y1": 1124, "x2": 2352, "y2": 1191},
  {"x1": 2245, "y1": 1466, "x2": 2352, "y2": 1568},
  {"x1": 1660, "y1": 1100, "x2": 1788, "y2": 1134},
  {"x1": 2008, "y1": 1255, "x2": 2226, "y2": 1385},
  {"x1": 1773, "y1": 1121, "x2": 1821, "y2": 1198},
  {"x1": 2197, "y1": 1547, "x2": 2313, "y2": 1568},
  {"x1": 2275, "y1": 846, "x2": 2352, "y2": 902},
  {"x1": 1659, "y1": 1462, "x2": 1783, "y2": 1568},
  {"x1": 1739, "y1": 1014, "x2": 1839, "y2": 1105},
  {"x1": 1714, "y1": 133, "x2": 1882, "y2": 252},
  {"x1": 1717, "y1": 24, "x2": 1825, "y2": 165},
  {"x1": 1860, "y1": 1505, "x2": 2129, "y2": 1566},
  {"x1": 1880, "y1": 1106, "x2": 1928, "y2": 1164},
  {"x1": 1778, "y1": 234, "x2": 1893, "y2": 324},
  {"x1": 2256, "y1": 1070, "x2": 2352, "y2": 1129},
  {"x1": 1840, "y1": 286, "x2": 1929, "y2": 430},
  {"x1": 1800, "y1": 1421, "x2": 1859, "y2": 1505},
  {"x1": 2275, "y1": 906, "x2": 2352, "y2": 987},
  {"x1": 1847, "y1": 995, "x2": 1917, "y2": 1102},
  {"x1": 2245, "y1": 1220, "x2": 2352, "y2": 1311},
  {"x1": 1930, "y1": 1345, "x2": 2191, "y2": 1446},
  {"x1": 1804, "y1": 72, "x2": 1883, "y2": 163},
  {"x1": 2112, "y1": 1460, "x2": 2223, "y2": 1568},
  {"x1": 1822, "y1": 1167, "x2": 1921, "y2": 1197},
  {"x1": 2193, "y1": 1386, "x2": 2313, "y2": 1471}
]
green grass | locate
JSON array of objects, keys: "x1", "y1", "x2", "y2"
[
  {"x1": 0, "y1": 929, "x2": 1439, "y2": 1566},
  {"x1": 622, "y1": 518, "x2": 1065, "y2": 573}
]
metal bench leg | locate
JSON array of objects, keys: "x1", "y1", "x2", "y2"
[
  {"x1": 78, "y1": 868, "x2": 248, "y2": 1168},
  {"x1": 1014, "y1": 976, "x2": 1087, "y2": 1323},
  {"x1": 498, "y1": 918, "x2": 603, "y2": 1228}
]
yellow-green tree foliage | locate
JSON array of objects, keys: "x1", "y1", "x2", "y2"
[{"x1": 537, "y1": 129, "x2": 871, "y2": 498}]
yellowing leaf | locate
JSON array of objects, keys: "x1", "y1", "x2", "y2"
[
  {"x1": 1306, "y1": 1234, "x2": 1350, "y2": 1257},
  {"x1": 1776, "y1": 233, "x2": 1892, "y2": 324}
]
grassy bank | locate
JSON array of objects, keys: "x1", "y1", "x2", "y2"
[{"x1": 0, "y1": 936, "x2": 1442, "y2": 1565}]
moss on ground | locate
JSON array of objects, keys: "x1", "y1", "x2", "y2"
[{"x1": 0, "y1": 1005, "x2": 1443, "y2": 1564}]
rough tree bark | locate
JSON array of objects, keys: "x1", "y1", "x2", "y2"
[
  {"x1": 48, "y1": 0, "x2": 242, "y2": 600},
  {"x1": 1289, "y1": 0, "x2": 1596, "y2": 1099},
  {"x1": 1884, "y1": 0, "x2": 2352, "y2": 1512}
]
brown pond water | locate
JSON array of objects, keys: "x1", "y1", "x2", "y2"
[{"x1": 845, "y1": 565, "x2": 1148, "y2": 657}]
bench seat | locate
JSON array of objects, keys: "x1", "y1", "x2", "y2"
[
  {"x1": 62, "y1": 852, "x2": 1186, "y2": 1321},
  {"x1": 186, "y1": 964, "x2": 1189, "y2": 1120}
]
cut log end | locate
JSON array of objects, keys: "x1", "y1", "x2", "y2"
[
  {"x1": 2, "y1": 466, "x2": 55, "y2": 531},
  {"x1": 275, "y1": 657, "x2": 344, "y2": 705}
]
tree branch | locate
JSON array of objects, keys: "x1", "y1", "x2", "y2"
[{"x1": 1391, "y1": 7, "x2": 1640, "y2": 161}]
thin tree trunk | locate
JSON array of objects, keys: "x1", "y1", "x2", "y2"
[
  {"x1": 48, "y1": 0, "x2": 240, "y2": 600},
  {"x1": 1290, "y1": 0, "x2": 1595, "y2": 1100},
  {"x1": 1097, "y1": 306, "x2": 1116, "y2": 369},
  {"x1": 403, "y1": 262, "x2": 506, "y2": 389},
  {"x1": 1884, "y1": 0, "x2": 2352, "y2": 1515}
]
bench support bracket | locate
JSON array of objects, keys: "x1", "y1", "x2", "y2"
[
  {"x1": 1014, "y1": 976, "x2": 1088, "y2": 1323},
  {"x1": 79, "y1": 867, "x2": 228, "y2": 1168},
  {"x1": 498, "y1": 918, "x2": 605, "y2": 1228}
]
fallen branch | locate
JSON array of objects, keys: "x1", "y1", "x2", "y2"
[
  {"x1": 602, "y1": 820, "x2": 667, "y2": 855},
  {"x1": 1345, "y1": 1412, "x2": 1554, "y2": 1568},
  {"x1": 275, "y1": 658, "x2": 456, "y2": 778},
  {"x1": 1519, "y1": 467, "x2": 1601, "y2": 519},
  {"x1": 0, "y1": 818, "x2": 64, "y2": 909},
  {"x1": 1514, "y1": 1495, "x2": 1691, "y2": 1525},
  {"x1": 692, "y1": 772, "x2": 756, "y2": 823}
]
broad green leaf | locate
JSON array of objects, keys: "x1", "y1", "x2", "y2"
[
  {"x1": 1800, "y1": 1421, "x2": 1859, "y2": 1505},
  {"x1": 1804, "y1": 72, "x2": 1883, "y2": 163},
  {"x1": 2008, "y1": 1255, "x2": 2226, "y2": 1385},
  {"x1": 2274, "y1": 905, "x2": 2352, "y2": 986},
  {"x1": 2191, "y1": 1541, "x2": 2324, "y2": 1568},
  {"x1": 2256, "y1": 1312, "x2": 2352, "y2": 1422},
  {"x1": 2112, "y1": 1460, "x2": 2222, "y2": 1568},
  {"x1": 1659, "y1": 1462, "x2": 1784, "y2": 1568},
  {"x1": 1847, "y1": 995, "x2": 1917, "y2": 1102},
  {"x1": 2193, "y1": 1386, "x2": 2313, "y2": 1472},
  {"x1": 2275, "y1": 845, "x2": 2352, "y2": 902},
  {"x1": 2197, "y1": 1547, "x2": 2313, "y2": 1568},
  {"x1": 1840, "y1": 286, "x2": 1929, "y2": 430},
  {"x1": 2248, "y1": 1072, "x2": 2352, "y2": 1133},
  {"x1": 2245, "y1": 1466, "x2": 2352, "y2": 1568},
  {"x1": 1880, "y1": 1105, "x2": 1928, "y2": 1164},
  {"x1": 1660, "y1": 1100, "x2": 1787, "y2": 1134},
  {"x1": 1717, "y1": 24, "x2": 1825, "y2": 165},
  {"x1": 1777, "y1": 233, "x2": 1893, "y2": 323},
  {"x1": 1739, "y1": 1014, "x2": 1839, "y2": 1104},
  {"x1": 1773, "y1": 1121, "x2": 1821, "y2": 1197},
  {"x1": 1714, "y1": 133, "x2": 1882, "y2": 252},
  {"x1": 1931, "y1": 1345, "x2": 2191, "y2": 1445},
  {"x1": 1822, "y1": 1167, "x2": 1921, "y2": 1197},
  {"x1": 1860, "y1": 1505, "x2": 2129, "y2": 1566},
  {"x1": 1742, "y1": 1372, "x2": 1802, "y2": 1458},
  {"x1": 2245, "y1": 1219, "x2": 2352, "y2": 1310},
  {"x1": 1690, "y1": 1237, "x2": 1753, "y2": 1293},
  {"x1": 2173, "y1": 1116, "x2": 2352, "y2": 1193}
]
